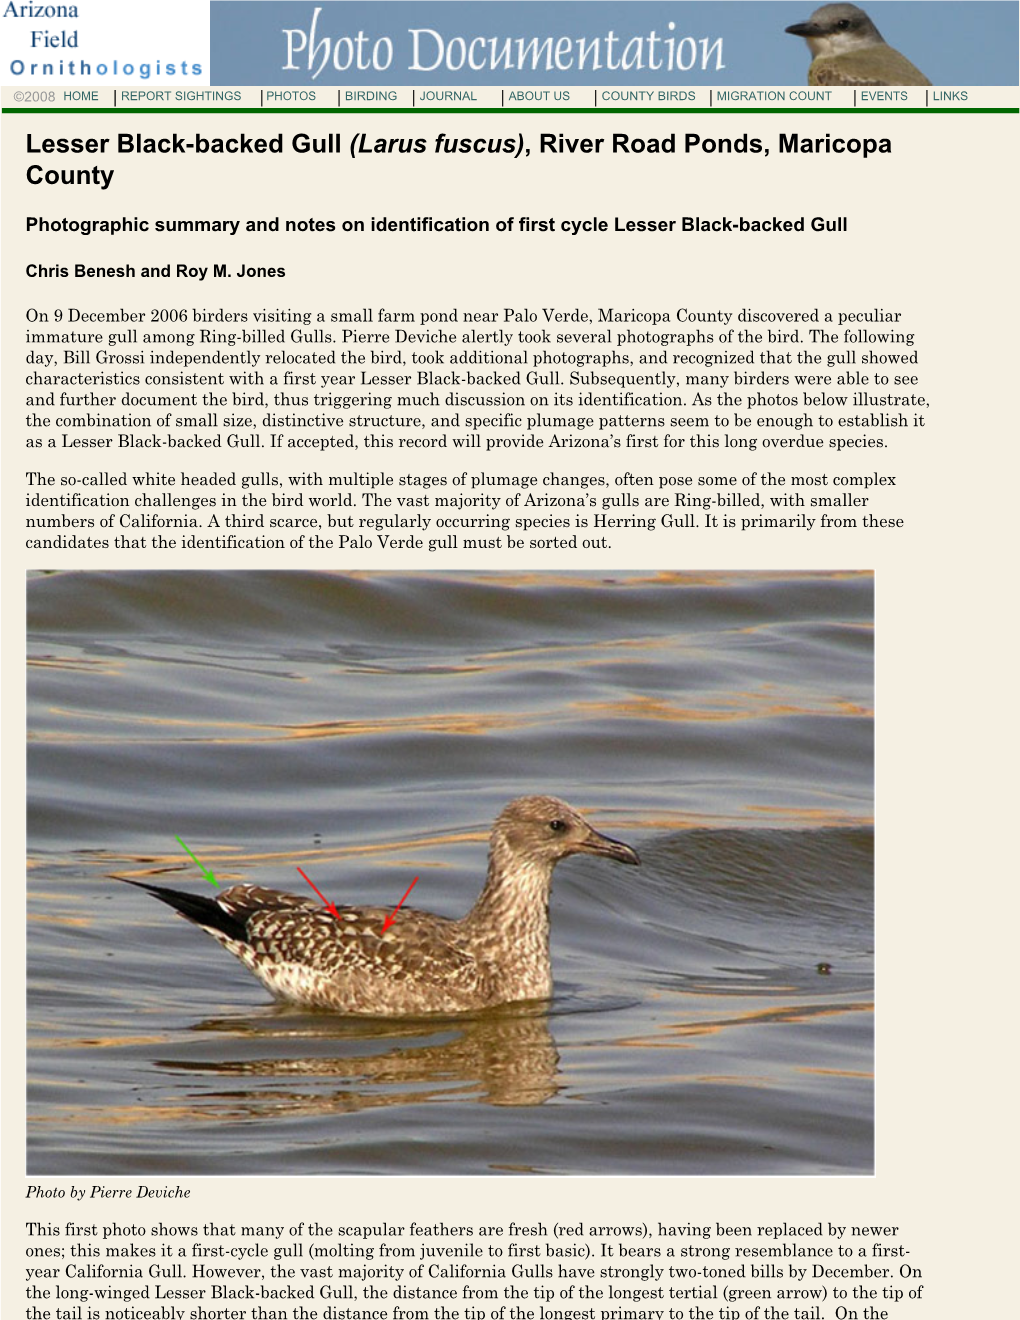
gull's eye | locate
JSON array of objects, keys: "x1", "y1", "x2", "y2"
[{"x1": 549, "y1": 819, "x2": 566, "y2": 832}]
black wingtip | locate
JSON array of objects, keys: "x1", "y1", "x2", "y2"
[{"x1": 118, "y1": 877, "x2": 247, "y2": 943}]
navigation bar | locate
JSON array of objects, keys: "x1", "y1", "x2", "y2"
[{"x1": 4, "y1": 86, "x2": 1012, "y2": 111}]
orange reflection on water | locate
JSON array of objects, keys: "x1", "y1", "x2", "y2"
[{"x1": 612, "y1": 998, "x2": 873, "y2": 1049}]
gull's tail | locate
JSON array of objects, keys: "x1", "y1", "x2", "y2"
[{"x1": 119, "y1": 878, "x2": 247, "y2": 943}]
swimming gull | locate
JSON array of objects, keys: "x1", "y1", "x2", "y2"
[{"x1": 122, "y1": 795, "x2": 640, "y2": 1014}]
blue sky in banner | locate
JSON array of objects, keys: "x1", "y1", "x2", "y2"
[{"x1": 209, "y1": 2, "x2": 1019, "y2": 86}]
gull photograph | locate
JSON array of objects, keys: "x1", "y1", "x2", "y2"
[{"x1": 27, "y1": 569, "x2": 874, "y2": 1176}]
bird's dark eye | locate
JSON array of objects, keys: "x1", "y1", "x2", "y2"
[
  {"x1": 549, "y1": 819, "x2": 566, "y2": 832},
  {"x1": 836, "y1": 19, "x2": 850, "y2": 28}
]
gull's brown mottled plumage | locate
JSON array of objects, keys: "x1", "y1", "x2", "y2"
[{"x1": 122, "y1": 796, "x2": 639, "y2": 1015}]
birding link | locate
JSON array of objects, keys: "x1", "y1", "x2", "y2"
[{"x1": 785, "y1": 3, "x2": 932, "y2": 86}]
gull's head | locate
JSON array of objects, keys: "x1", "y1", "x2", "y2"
[
  {"x1": 785, "y1": 3, "x2": 885, "y2": 57},
  {"x1": 492, "y1": 795, "x2": 640, "y2": 871}
]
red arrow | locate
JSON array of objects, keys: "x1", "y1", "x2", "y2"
[
  {"x1": 297, "y1": 867, "x2": 340, "y2": 920},
  {"x1": 382, "y1": 877, "x2": 418, "y2": 933}
]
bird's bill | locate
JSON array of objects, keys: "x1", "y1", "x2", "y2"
[
  {"x1": 580, "y1": 827, "x2": 641, "y2": 866},
  {"x1": 785, "y1": 20, "x2": 819, "y2": 36}
]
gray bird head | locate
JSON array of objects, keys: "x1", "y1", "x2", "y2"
[
  {"x1": 493, "y1": 795, "x2": 640, "y2": 869},
  {"x1": 786, "y1": 3, "x2": 885, "y2": 56}
]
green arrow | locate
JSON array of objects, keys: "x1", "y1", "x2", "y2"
[{"x1": 175, "y1": 836, "x2": 219, "y2": 888}]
